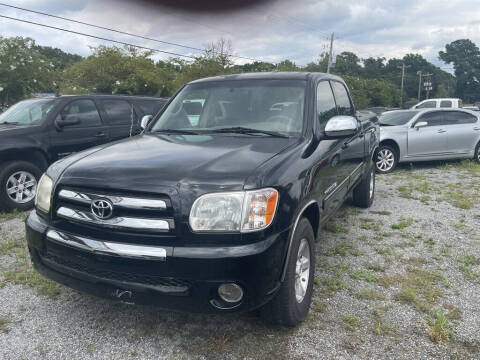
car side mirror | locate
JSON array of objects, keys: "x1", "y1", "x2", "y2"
[
  {"x1": 324, "y1": 115, "x2": 358, "y2": 138},
  {"x1": 54, "y1": 116, "x2": 80, "y2": 131},
  {"x1": 414, "y1": 121, "x2": 427, "y2": 129},
  {"x1": 141, "y1": 115, "x2": 153, "y2": 130}
]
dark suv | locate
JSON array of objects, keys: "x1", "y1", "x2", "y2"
[
  {"x1": 26, "y1": 73, "x2": 379, "y2": 325},
  {"x1": 0, "y1": 95, "x2": 168, "y2": 211}
]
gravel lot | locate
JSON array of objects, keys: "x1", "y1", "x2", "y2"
[{"x1": 1, "y1": 160, "x2": 479, "y2": 360}]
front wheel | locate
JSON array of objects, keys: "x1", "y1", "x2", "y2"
[
  {"x1": 352, "y1": 165, "x2": 375, "y2": 208},
  {"x1": 474, "y1": 141, "x2": 480, "y2": 163},
  {"x1": 0, "y1": 161, "x2": 42, "y2": 212},
  {"x1": 260, "y1": 217, "x2": 315, "y2": 326},
  {"x1": 375, "y1": 145, "x2": 398, "y2": 173}
]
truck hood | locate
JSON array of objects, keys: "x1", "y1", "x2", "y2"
[{"x1": 59, "y1": 133, "x2": 293, "y2": 192}]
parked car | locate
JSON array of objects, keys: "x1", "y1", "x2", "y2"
[
  {"x1": 462, "y1": 105, "x2": 480, "y2": 111},
  {"x1": 411, "y1": 98, "x2": 462, "y2": 109},
  {"x1": 375, "y1": 109, "x2": 480, "y2": 173},
  {"x1": 0, "y1": 95, "x2": 168, "y2": 211},
  {"x1": 366, "y1": 106, "x2": 389, "y2": 115},
  {"x1": 26, "y1": 72, "x2": 379, "y2": 326}
]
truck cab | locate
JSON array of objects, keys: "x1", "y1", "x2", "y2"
[{"x1": 26, "y1": 72, "x2": 379, "y2": 325}]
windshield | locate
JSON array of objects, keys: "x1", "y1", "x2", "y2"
[
  {"x1": 0, "y1": 99, "x2": 56, "y2": 125},
  {"x1": 378, "y1": 111, "x2": 418, "y2": 126},
  {"x1": 150, "y1": 80, "x2": 306, "y2": 136}
]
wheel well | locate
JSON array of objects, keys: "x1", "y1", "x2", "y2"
[
  {"x1": 379, "y1": 139, "x2": 400, "y2": 157},
  {"x1": 300, "y1": 202, "x2": 320, "y2": 240},
  {"x1": 0, "y1": 149, "x2": 49, "y2": 171}
]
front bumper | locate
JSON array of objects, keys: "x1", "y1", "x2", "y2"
[{"x1": 26, "y1": 211, "x2": 288, "y2": 313}]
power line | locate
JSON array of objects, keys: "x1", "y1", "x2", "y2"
[
  {"x1": 0, "y1": 2, "x2": 262, "y2": 63},
  {"x1": 0, "y1": 14, "x2": 199, "y2": 59}
]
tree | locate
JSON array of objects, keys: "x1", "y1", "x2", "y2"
[
  {"x1": 439, "y1": 39, "x2": 480, "y2": 102},
  {"x1": 0, "y1": 36, "x2": 58, "y2": 106},
  {"x1": 333, "y1": 52, "x2": 361, "y2": 76}
]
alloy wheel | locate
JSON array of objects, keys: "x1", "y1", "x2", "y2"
[
  {"x1": 376, "y1": 149, "x2": 395, "y2": 172},
  {"x1": 295, "y1": 238, "x2": 311, "y2": 303},
  {"x1": 6, "y1": 171, "x2": 37, "y2": 204}
]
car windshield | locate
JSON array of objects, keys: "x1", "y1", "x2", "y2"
[
  {"x1": 378, "y1": 111, "x2": 418, "y2": 126},
  {"x1": 150, "y1": 80, "x2": 306, "y2": 136},
  {"x1": 0, "y1": 98, "x2": 56, "y2": 125}
]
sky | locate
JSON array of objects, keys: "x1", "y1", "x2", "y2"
[{"x1": 1, "y1": 0, "x2": 479, "y2": 71}]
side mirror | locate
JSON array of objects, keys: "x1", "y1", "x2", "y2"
[
  {"x1": 54, "y1": 116, "x2": 80, "y2": 131},
  {"x1": 414, "y1": 121, "x2": 427, "y2": 129},
  {"x1": 141, "y1": 115, "x2": 153, "y2": 130},
  {"x1": 324, "y1": 115, "x2": 358, "y2": 138}
]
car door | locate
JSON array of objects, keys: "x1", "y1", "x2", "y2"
[
  {"x1": 49, "y1": 98, "x2": 110, "y2": 160},
  {"x1": 309, "y1": 80, "x2": 345, "y2": 217},
  {"x1": 407, "y1": 111, "x2": 448, "y2": 157},
  {"x1": 443, "y1": 110, "x2": 480, "y2": 154},
  {"x1": 414, "y1": 100, "x2": 437, "y2": 109},
  {"x1": 330, "y1": 81, "x2": 365, "y2": 189},
  {"x1": 99, "y1": 99, "x2": 141, "y2": 140}
]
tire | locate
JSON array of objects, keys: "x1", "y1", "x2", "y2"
[
  {"x1": 352, "y1": 165, "x2": 375, "y2": 208},
  {"x1": 474, "y1": 141, "x2": 480, "y2": 164},
  {"x1": 260, "y1": 217, "x2": 315, "y2": 326},
  {"x1": 0, "y1": 161, "x2": 42, "y2": 212},
  {"x1": 375, "y1": 145, "x2": 398, "y2": 173}
]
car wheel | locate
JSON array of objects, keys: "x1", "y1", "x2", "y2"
[
  {"x1": 352, "y1": 165, "x2": 375, "y2": 208},
  {"x1": 0, "y1": 161, "x2": 42, "y2": 212},
  {"x1": 375, "y1": 145, "x2": 398, "y2": 173},
  {"x1": 260, "y1": 217, "x2": 315, "y2": 326},
  {"x1": 474, "y1": 141, "x2": 480, "y2": 164}
]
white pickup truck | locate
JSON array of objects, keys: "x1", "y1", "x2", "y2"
[{"x1": 411, "y1": 98, "x2": 462, "y2": 109}]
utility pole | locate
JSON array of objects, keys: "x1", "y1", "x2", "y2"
[
  {"x1": 417, "y1": 71, "x2": 422, "y2": 101},
  {"x1": 326, "y1": 32, "x2": 334, "y2": 74},
  {"x1": 397, "y1": 63, "x2": 410, "y2": 106},
  {"x1": 423, "y1": 73, "x2": 433, "y2": 99}
]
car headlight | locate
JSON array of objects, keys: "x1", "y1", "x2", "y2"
[
  {"x1": 189, "y1": 188, "x2": 278, "y2": 233},
  {"x1": 35, "y1": 174, "x2": 53, "y2": 213}
]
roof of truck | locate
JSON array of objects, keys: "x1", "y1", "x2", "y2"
[{"x1": 189, "y1": 72, "x2": 342, "y2": 84}]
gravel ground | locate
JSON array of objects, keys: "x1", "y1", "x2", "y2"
[{"x1": 0, "y1": 160, "x2": 479, "y2": 360}]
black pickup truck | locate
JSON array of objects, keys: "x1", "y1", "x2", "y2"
[
  {"x1": 26, "y1": 72, "x2": 379, "y2": 325},
  {"x1": 0, "y1": 95, "x2": 167, "y2": 211}
]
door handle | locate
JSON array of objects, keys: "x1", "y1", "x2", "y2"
[
  {"x1": 94, "y1": 132, "x2": 107, "y2": 138},
  {"x1": 474, "y1": 127, "x2": 480, "y2": 131},
  {"x1": 437, "y1": 129, "x2": 446, "y2": 133}
]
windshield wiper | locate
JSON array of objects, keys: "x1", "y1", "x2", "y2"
[
  {"x1": 152, "y1": 128, "x2": 200, "y2": 135},
  {"x1": 207, "y1": 127, "x2": 289, "y2": 138},
  {"x1": 378, "y1": 123, "x2": 394, "y2": 126}
]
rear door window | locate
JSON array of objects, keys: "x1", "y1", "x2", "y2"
[
  {"x1": 60, "y1": 99, "x2": 102, "y2": 127},
  {"x1": 444, "y1": 111, "x2": 478, "y2": 125},
  {"x1": 135, "y1": 99, "x2": 167, "y2": 116},
  {"x1": 440, "y1": 100, "x2": 452, "y2": 108},
  {"x1": 101, "y1": 99, "x2": 135, "y2": 125}
]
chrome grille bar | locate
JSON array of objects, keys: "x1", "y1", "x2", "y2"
[
  {"x1": 58, "y1": 189, "x2": 167, "y2": 210},
  {"x1": 46, "y1": 229, "x2": 167, "y2": 260},
  {"x1": 57, "y1": 206, "x2": 170, "y2": 232}
]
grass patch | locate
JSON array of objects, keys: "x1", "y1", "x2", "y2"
[
  {"x1": 3, "y1": 267, "x2": 62, "y2": 299},
  {"x1": 444, "y1": 190, "x2": 474, "y2": 209},
  {"x1": 365, "y1": 262, "x2": 386, "y2": 272},
  {"x1": 324, "y1": 222, "x2": 349, "y2": 233},
  {"x1": 0, "y1": 316, "x2": 8, "y2": 332},
  {"x1": 428, "y1": 310, "x2": 453, "y2": 343},
  {"x1": 397, "y1": 184, "x2": 415, "y2": 199},
  {"x1": 355, "y1": 288, "x2": 385, "y2": 301},
  {"x1": 372, "y1": 306, "x2": 397, "y2": 336},
  {"x1": 323, "y1": 242, "x2": 361, "y2": 257},
  {"x1": 312, "y1": 300, "x2": 327, "y2": 313},
  {"x1": 458, "y1": 255, "x2": 480, "y2": 282},
  {"x1": 375, "y1": 247, "x2": 392, "y2": 255},
  {"x1": 0, "y1": 236, "x2": 25, "y2": 256},
  {"x1": 0, "y1": 210, "x2": 28, "y2": 222},
  {"x1": 342, "y1": 314, "x2": 360, "y2": 331},
  {"x1": 349, "y1": 269, "x2": 379, "y2": 283},
  {"x1": 391, "y1": 217, "x2": 414, "y2": 230},
  {"x1": 359, "y1": 218, "x2": 382, "y2": 231},
  {"x1": 318, "y1": 278, "x2": 346, "y2": 294},
  {"x1": 369, "y1": 210, "x2": 392, "y2": 216}
]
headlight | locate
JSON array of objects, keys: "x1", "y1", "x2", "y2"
[
  {"x1": 189, "y1": 188, "x2": 278, "y2": 233},
  {"x1": 35, "y1": 174, "x2": 53, "y2": 213}
]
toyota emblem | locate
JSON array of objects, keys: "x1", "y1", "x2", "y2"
[{"x1": 91, "y1": 199, "x2": 113, "y2": 219}]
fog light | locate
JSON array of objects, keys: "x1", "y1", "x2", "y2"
[{"x1": 218, "y1": 283, "x2": 243, "y2": 303}]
